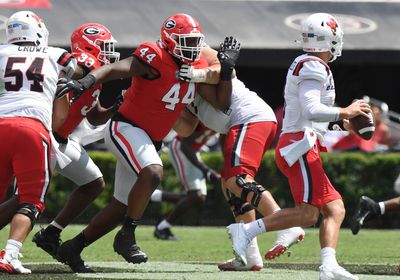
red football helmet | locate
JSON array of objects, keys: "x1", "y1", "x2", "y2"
[
  {"x1": 161, "y1": 14, "x2": 204, "y2": 64},
  {"x1": 71, "y1": 23, "x2": 120, "y2": 65}
]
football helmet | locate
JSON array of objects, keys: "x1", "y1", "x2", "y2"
[
  {"x1": 301, "y1": 13, "x2": 344, "y2": 62},
  {"x1": 6, "y1": 11, "x2": 49, "y2": 46},
  {"x1": 161, "y1": 13, "x2": 204, "y2": 64},
  {"x1": 71, "y1": 23, "x2": 120, "y2": 65}
]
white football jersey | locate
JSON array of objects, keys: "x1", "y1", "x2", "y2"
[
  {"x1": 282, "y1": 54, "x2": 335, "y2": 138},
  {"x1": 0, "y1": 44, "x2": 76, "y2": 130},
  {"x1": 189, "y1": 78, "x2": 276, "y2": 134}
]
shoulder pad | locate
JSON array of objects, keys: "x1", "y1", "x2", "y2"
[
  {"x1": 133, "y1": 42, "x2": 163, "y2": 66},
  {"x1": 73, "y1": 52, "x2": 101, "y2": 70},
  {"x1": 293, "y1": 58, "x2": 330, "y2": 83}
]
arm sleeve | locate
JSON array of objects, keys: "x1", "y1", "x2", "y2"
[{"x1": 299, "y1": 79, "x2": 340, "y2": 122}]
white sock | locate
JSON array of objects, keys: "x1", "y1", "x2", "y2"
[
  {"x1": 157, "y1": 219, "x2": 172, "y2": 230},
  {"x1": 379, "y1": 202, "x2": 385, "y2": 215},
  {"x1": 5, "y1": 239, "x2": 22, "y2": 259},
  {"x1": 243, "y1": 219, "x2": 266, "y2": 241},
  {"x1": 50, "y1": 221, "x2": 64, "y2": 230},
  {"x1": 321, "y1": 247, "x2": 339, "y2": 267},
  {"x1": 151, "y1": 189, "x2": 163, "y2": 202}
]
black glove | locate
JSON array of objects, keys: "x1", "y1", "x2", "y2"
[
  {"x1": 205, "y1": 168, "x2": 222, "y2": 186},
  {"x1": 218, "y1": 36, "x2": 241, "y2": 81},
  {"x1": 55, "y1": 74, "x2": 96, "y2": 101}
]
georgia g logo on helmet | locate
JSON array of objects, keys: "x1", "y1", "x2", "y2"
[
  {"x1": 164, "y1": 20, "x2": 176, "y2": 29},
  {"x1": 83, "y1": 26, "x2": 100, "y2": 36}
]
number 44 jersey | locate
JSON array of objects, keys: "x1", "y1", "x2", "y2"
[
  {"x1": 0, "y1": 44, "x2": 76, "y2": 130},
  {"x1": 118, "y1": 42, "x2": 208, "y2": 142}
]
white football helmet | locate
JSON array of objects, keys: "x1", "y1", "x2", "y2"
[
  {"x1": 6, "y1": 11, "x2": 49, "y2": 46},
  {"x1": 301, "y1": 13, "x2": 344, "y2": 62}
]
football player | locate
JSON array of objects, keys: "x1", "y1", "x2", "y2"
[
  {"x1": 55, "y1": 13, "x2": 238, "y2": 268},
  {"x1": 185, "y1": 71, "x2": 305, "y2": 271},
  {"x1": 0, "y1": 11, "x2": 77, "y2": 274},
  {"x1": 152, "y1": 123, "x2": 220, "y2": 240},
  {"x1": 29, "y1": 23, "x2": 123, "y2": 273},
  {"x1": 226, "y1": 13, "x2": 370, "y2": 280}
]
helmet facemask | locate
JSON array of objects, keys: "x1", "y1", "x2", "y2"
[
  {"x1": 97, "y1": 39, "x2": 120, "y2": 64},
  {"x1": 169, "y1": 33, "x2": 204, "y2": 63}
]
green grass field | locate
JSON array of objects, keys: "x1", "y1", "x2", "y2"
[{"x1": 0, "y1": 225, "x2": 398, "y2": 279}]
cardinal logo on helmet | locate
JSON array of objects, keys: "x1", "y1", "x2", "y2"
[{"x1": 326, "y1": 18, "x2": 338, "y2": 33}]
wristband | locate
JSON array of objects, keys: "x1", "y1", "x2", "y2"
[{"x1": 78, "y1": 74, "x2": 96, "y2": 90}]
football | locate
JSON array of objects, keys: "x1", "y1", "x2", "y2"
[{"x1": 349, "y1": 112, "x2": 375, "y2": 140}]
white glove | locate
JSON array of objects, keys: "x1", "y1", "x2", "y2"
[{"x1": 178, "y1": 64, "x2": 207, "y2": 83}]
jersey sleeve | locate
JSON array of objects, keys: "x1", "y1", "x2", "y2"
[
  {"x1": 133, "y1": 42, "x2": 163, "y2": 70},
  {"x1": 296, "y1": 60, "x2": 329, "y2": 83},
  {"x1": 73, "y1": 52, "x2": 101, "y2": 71},
  {"x1": 51, "y1": 47, "x2": 77, "y2": 75}
]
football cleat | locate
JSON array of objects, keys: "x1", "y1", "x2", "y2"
[
  {"x1": 226, "y1": 223, "x2": 251, "y2": 266},
  {"x1": 113, "y1": 229, "x2": 148, "y2": 264},
  {"x1": 154, "y1": 227, "x2": 177, "y2": 241},
  {"x1": 350, "y1": 196, "x2": 377, "y2": 235},
  {"x1": 218, "y1": 257, "x2": 262, "y2": 271},
  {"x1": 0, "y1": 250, "x2": 31, "y2": 274},
  {"x1": 319, "y1": 265, "x2": 359, "y2": 280},
  {"x1": 57, "y1": 239, "x2": 94, "y2": 273},
  {"x1": 32, "y1": 228, "x2": 62, "y2": 261},
  {"x1": 265, "y1": 227, "x2": 305, "y2": 260}
]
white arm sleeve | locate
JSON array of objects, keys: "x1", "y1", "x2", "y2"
[{"x1": 299, "y1": 79, "x2": 340, "y2": 122}]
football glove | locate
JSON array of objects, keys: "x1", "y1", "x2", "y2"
[
  {"x1": 218, "y1": 36, "x2": 241, "y2": 80},
  {"x1": 205, "y1": 168, "x2": 222, "y2": 186},
  {"x1": 178, "y1": 64, "x2": 207, "y2": 83},
  {"x1": 55, "y1": 74, "x2": 96, "y2": 100}
]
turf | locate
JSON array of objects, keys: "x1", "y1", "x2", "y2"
[{"x1": 0, "y1": 225, "x2": 398, "y2": 279}]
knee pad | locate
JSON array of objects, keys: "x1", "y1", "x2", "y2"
[
  {"x1": 226, "y1": 189, "x2": 254, "y2": 217},
  {"x1": 16, "y1": 203, "x2": 41, "y2": 228},
  {"x1": 236, "y1": 175, "x2": 266, "y2": 208}
]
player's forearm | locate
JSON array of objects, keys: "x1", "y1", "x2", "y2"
[
  {"x1": 215, "y1": 79, "x2": 232, "y2": 110},
  {"x1": 86, "y1": 106, "x2": 115, "y2": 126},
  {"x1": 180, "y1": 142, "x2": 209, "y2": 173},
  {"x1": 52, "y1": 96, "x2": 69, "y2": 131}
]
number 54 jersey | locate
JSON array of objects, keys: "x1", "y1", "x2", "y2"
[{"x1": 0, "y1": 44, "x2": 76, "y2": 130}]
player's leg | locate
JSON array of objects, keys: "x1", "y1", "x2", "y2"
[
  {"x1": 319, "y1": 199, "x2": 358, "y2": 280},
  {"x1": 351, "y1": 195, "x2": 400, "y2": 235},
  {"x1": 1, "y1": 119, "x2": 51, "y2": 274},
  {"x1": 0, "y1": 195, "x2": 19, "y2": 230},
  {"x1": 57, "y1": 160, "x2": 131, "y2": 273},
  {"x1": 33, "y1": 139, "x2": 104, "y2": 262},
  {"x1": 223, "y1": 122, "x2": 304, "y2": 262},
  {"x1": 155, "y1": 139, "x2": 206, "y2": 240},
  {"x1": 150, "y1": 189, "x2": 185, "y2": 204},
  {"x1": 218, "y1": 182, "x2": 263, "y2": 271},
  {"x1": 106, "y1": 121, "x2": 162, "y2": 263},
  {"x1": 226, "y1": 132, "x2": 323, "y2": 263}
]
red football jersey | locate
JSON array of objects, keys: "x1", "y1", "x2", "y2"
[
  {"x1": 56, "y1": 52, "x2": 102, "y2": 139},
  {"x1": 118, "y1": 42, "x2": 208, "y2": 141},
  {"x1": 178, "y1": 122, "x2": 216, "y2": 152}
]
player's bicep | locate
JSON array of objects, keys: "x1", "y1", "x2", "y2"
[{"x1": 197, "y1": 83, "x2": 218, "y2": 108}]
